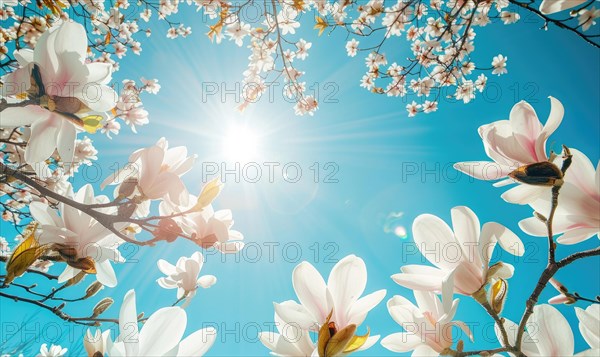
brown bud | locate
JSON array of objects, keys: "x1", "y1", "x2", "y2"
[
  {"x1": 68, "y1": 257, "x2": 97, "y2": 274},
  {"x1": 197, "y1": 234, "x2": 218, "y2": 249},
  {"x1": 84, "y1": 281, "x2": 104, "y2": 299},
  {"x1": 91, "y1": 297, "x2": 114, "y2": 318},
  {"x1": 153, "y1": 218, "x2": 182, "y2": 242},
  {"x1": 118, "y1": 177, "x2": 138, "y2": 198},
  {"x1": 64, "y1": 271, "x2": 87, "y2": 287},
  {"x1": 508, "y1": 161, "x2": 563, "y2": 186}
]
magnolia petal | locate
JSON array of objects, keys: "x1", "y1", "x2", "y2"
[
  {"x1": 177, "y1": 327, "x2": 217, "y2": 357},
  {"x1": 0, "y1": 105, "x2": 49, "y2": 128},
  {"x1": 535, "y1": 97, "x2": 564, "y2": 161},
  {"x1": 273, "y1": 301, "x2": 317, "y2": 331},
  {"x1": 412, "y1": 214, "x2": 456, "y2": 270},
  {"x1": 501, "y1": 184, "x2": 547, "y2": 205},
  {"x1": 138, "y1": 307, "x2": 187, "y2": 356},
  {"x1": 347, "y1": 289, "x2": 386, "y2": 326},
  {"x1": 519, "y1": 216, "x2": 548, "y2": 237},
  {"x1": 391, "y1": 272, "x2": 443, "y2": 293},
  {"x1": 95, "y1": 260, "x2": 118, "y2": 288},
  {"x1": 453, "y1": 161, "x2": 511, "y2": 181},
  {"x1": 575, "y1": 305, "x2": 600, "y2": 349},
  {"x1": 119, "y1": 290, "x2": 140, "y2": 356},
  {"x1": 495, "y1": 318, "x2": 539, "y2": 356},
  {"x1": 539, "y1": 0, "x2": 586, "y2": 14},
  {"x1": 0, "y1": 65, "x2": 33, "y2": 97},
  {"x1": 77, "y1": 84, "x2": 117, "y2": 112},
  {"x1": 30, "y1": 201, "x2": 63, "y2": 227},
  {"x1": 528, "y1": 304, "x2": 574, "y2": 356},
  {"x1": 57, "y1": 120, "x2": 77, "y2": 166},
  {"x1": 381, "y1": 333, "x2": 423, "y2": 353},
  {"x1": 328, "y1": 255, "x2": 367, "y2": 326},
  {"x1": 58, "y1": 265, "x2": 81, "y2": 283},
  {"x1": 292, "y1": 261, "x2": 329, "y2": 324},
  {"x1": 556, "y1": 228, "x2": 599, "y2": 245},
  {"x1": 450, "y1": 206, "x2": 482, "y2": 267},
  {"x1": 197, "y1": 275, "x2": 217, "y2": 288},
  {"x1": 26, "y1": 113, "x2": 61, "y2": 164},
  {"x1": 53, "y1": 21, "x2": 88, "y2": 60}
]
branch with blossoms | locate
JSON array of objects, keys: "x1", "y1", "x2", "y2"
[
  {"x1": 256, "y1": 97, "x2": 599, "y2": 357},
  {"x1": 0, "y1": 16, "x2": 245, "y2": 355},
  {"x1": 1, "y1": 0, "x2": 598, "y2": 119}
]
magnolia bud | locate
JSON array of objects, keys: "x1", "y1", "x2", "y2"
[
  {"x1": 508, "y1": 161, "x2": 563, "y2": 186},
  {"x1": 153, "y1": 218, "x2": 182, "y2": 242},
  {"x1": 85, "y1": 281, "x2": 104, "y2": 299},
  {"x1": 118, "y1": 177, "x2": 138, "y2": 197},
  {"x1": 91, "y1": 298, "x2": 114, "y2": 318}
]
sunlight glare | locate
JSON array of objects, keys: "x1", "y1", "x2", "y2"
[{"x1": 222, "y1": 124, "x2": 260, "y2": 162}]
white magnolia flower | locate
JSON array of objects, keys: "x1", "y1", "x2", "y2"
[
  {"x1": 0, "y1": 21, "x2": 116, "y2": 165},
  {"x1": 263, "y1": 255, "x2": 386, "y2": 355},
  {"x1": 519, "y1": 149, "x2": 599, "y2": 244},
  {"x1": 106, "y1": 289, "x2": 217, "y2": 356},
  {"x1": 37, "y1": 344, "x2": 67, "y2": 357},
  {"x1": 539, "y1": 0, "x2": 586, "y2": 14},
  {"x1": 101, "y1": 137, "x2": 195, "y2": 217},
  {"x1": 382, "y1": 274, "x2": 472, "y2": 355},
  {"x1": 157, "y1": 251, "x2": 217, "y2": 307},
  {"x1": 455, "y1": 97, "x2": 564, "y2": 204},
  {"x1": 497, "y1": 304, "x2": 599, "y2": 356},
  {"x1": 159, "y1": 196, "x2": 244, "y2": 253},
  {"x1": 392, "y1": 206, "x2": 523, "y2": 295},
  {"x1": 30, "y1": 184, "x2": 125, "y2": 287},
  {"x1": 576, "y1": 304, "x2": 600, "y2": 349},
  {"x1": 83, "y1": 329, "x2": 110, "y2": 357}
]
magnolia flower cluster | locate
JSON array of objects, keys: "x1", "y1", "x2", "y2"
[{"x1": 455, "y1": 97, "x2": 599, "y2": 244}]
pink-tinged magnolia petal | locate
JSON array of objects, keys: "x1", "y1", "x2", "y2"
[
  {"x1": 177, "y1": 327, "x2": 217, "y2": 357},
  {"x1": 38, "y1": 226, "x2": 76, "y2": 244},
  {"x1": 441, "y1": 269, "x2": 455, "y2": 314},
  {"x1": 539, "y1": 0, "x2": 586, "y2": 14},
  {"x1": 575, "y1": 305, "x2": 600, "y2": 349},
  {"x1": 412, "y1": 214, "x2": 456, "y2": 270},
  {"x1": 273, "y1": 301, "x2": 317, "y2": 331},
  {"x1": 0, "y1": 105, "x2": 49, "y2": 128},
  {"x1": 119, "y1": 290, "x2": 140, "y2": 356},
  {"x1": 556, "y1": 228, "x2": 599, "y2": 245},
  {"x1": 197, "y1": 275, "x2": 217, "y2": 288},
  {"x1": 26, "y1": 113, "x2": 61, "y2": 164},
  {"x1": 548, "y1": 294, "x2": 570, "y2": 304},
  {"x1": 57, "y1": 120, "x2": 76, "y2": 165},
  {"x1": 327, "y1": 255, "x2": 367, "y2": 327},
  {"x1": 451, "y1": 206, "x2": 482, "y2": 267},
  {"x1": 381, "y1": 332, "x2": 423, "y2": 353},
  {"x1": 391, "y1": 272, "x2": 443, "y2": 293},
  {"x1": 138, "y1": 307, "x2": 186, "y2": 356},
  {"x1": 0, "y1": 65, "x2": 33, "y2": 97},
  {"x1": 292, "y1": 261, "x2": 329, "y2": 324},
  {"x1": 452, "y1": 262, "x2": 484, "y2": 295},
  {"x1": 347, "y1": 289, "x2": 386, "y2": 326},
  {"x1": 528, "y1": 304, "x2": 574, "y2": 356},
  {"x1": 509, "y1": 101, "x2": 543, "y2": 162},
  {"x1": 95, "y1": 259, "x2": 117, "y2": 287},
  {"x1": 535, "y1": 97, "x2": 564, "y2": 161},
  {"x1": 501, "y1": 184, "x2": 547, "y2": 205},
  {"x1": 453, "y1": 161, "x2": 512, "y2": 181},
  {"x1": 138, "y1": 145, "x2": 164, "y2": 190},
  {"x1": 562, "y1": 149, "x2": 598, "y2": 197}
]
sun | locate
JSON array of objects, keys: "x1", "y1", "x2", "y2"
[{"x1": 221, "y1": 124, "x2": 260, "y2": 162}]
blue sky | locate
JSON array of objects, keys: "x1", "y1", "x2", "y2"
[{"x1": 1, "y1": 4, "x2": 599, "y2": 356}]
